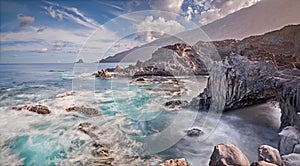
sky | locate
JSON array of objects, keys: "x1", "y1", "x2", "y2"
[{"x1": 0, "y1": 0, "x2": 262, "y2": 63}]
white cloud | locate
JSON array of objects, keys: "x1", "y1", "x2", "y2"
[
  {"x1": 185, "y1": 6, "x2": 193, "y2": 21},
  {"x1": 17, "y1": 14, "x2": 35, "y2": 26},
  {"x1": 194, "y1": 0, "x2": 262, "y2": 25},
  {"x1": 42, "y1": 2, "x2": 100, "y2": 29},
  {"x1": 149, "y1": 0, "x2": 184, "y2": 14},
  {"x1": 32, "y1": 48, "x2": 48, "y2": 53},
  {"x1": 136, "y1": 16, "x2": 185, "y2": 42}
]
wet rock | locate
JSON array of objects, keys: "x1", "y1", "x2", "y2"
[
  {"x1": 66, "y1": 106, "x2": 100, "y2": 115},
  {"x1": 281, "y1": 153, "x2": 300, "y2": 166},
  {"x1": 258, "y1": 145, "x2": 283, "y2": 166},
  {"x1": 136, "y1": 77, "x2": 145, "y2": 82},
  {"x1": 209, "y1": 142, "x2": 250, "y2": 166},
  {"x1": 91, "y1": 146, "x2": 110, "y2": 157},
  {"x1": 94, "y1": 69, "x2": 112, "y2": 78},
  {"x1": 159, "y1": 158, "x2": 191, "y2": 166},
  {"x1": 56, "y1": 91, "x2": 75, "y2": 98},
  {"x1": 78, "y1": 122, "x2": 99, "y2": 137},
  {"x1": 185, "y1": 127, "x2": 204, "y2": 137},
  {"x1": 251, "y1": 161, "x2": 278, "y2": 166},
  {"x1": 164, "y1": 100, "x2": 188, "y2": 109},
  {"x1": 12, "y1": 104, "x2": 51, "y2": 114},
  {"x1": 133, "y1": 66, "x2": 174, "y2": 78},
  {"x1": 27, "y1": 105, "x2": 51, "y2": 114},
  {"x1": 278, "y1": 126, "x2": 300, "y2": 155}
]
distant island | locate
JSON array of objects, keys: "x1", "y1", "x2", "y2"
[{"x1": 75, "y1": 59, "x2": 84, "y2": 63}]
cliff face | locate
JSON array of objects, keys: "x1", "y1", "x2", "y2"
[
  {"x1": 274, "y1": 68, "x2": 300, "y2": 129},
  {"x1": 197, "y1": 54, "x2": 278, "y2": 111},
  {"x1": 193, "y1": 25, "x2": 300, "y2": 131}
]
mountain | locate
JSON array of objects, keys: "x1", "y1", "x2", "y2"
[
  {"x1": 99, "y1": 0, "x2": 300, "y2": 63},
  {"x1": 201, "y1": 0, "x2": 300, "y2": 40}
]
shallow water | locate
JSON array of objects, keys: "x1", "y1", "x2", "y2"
[{"x1": 0, "y1": 63, "x2": 280, "y2": 165}]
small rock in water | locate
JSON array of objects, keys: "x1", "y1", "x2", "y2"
[
  {"x1": 136, "y1": 77, "x2": 145, "y2": 82},
  {"x1": 12, "y1": 104, "x2": 51, "y2": 114},
  {"x1": 56, "y1": 91, "x2": 75, "y2": 98},
  {"x1": 159, "y1": 158, "x2": 191, "y2": 166},
  {"x1": 164, "y1": 100, "x2": 188, "y2": 109},
  {"x1": 66, "y1": 106, "x2": 100, "y2": 115},
  {"x1": 185, "y1": 127, "x2": 204, "y2": 137}
]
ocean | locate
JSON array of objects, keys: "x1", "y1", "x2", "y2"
[{"x1": 0, "y1": 63, "x2": 281, "y2": 165}]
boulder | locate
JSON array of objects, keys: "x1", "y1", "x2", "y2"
[
  {"x1": 12, "y1": 104, "x2": 51, "y2": 114},
  {"x1": 159, "y1": 158, "x2": 191, "y2": 166},
  {"x1": 164, "y1": 100, "x2": 188, "y2": 109},
  {"x1": 209, "y1": 142, "x2": 250, "y2": 166},
  {"x1": 282, "y1": 153, "x2": 300, "y2": 166},
  {"x1": 94, "y1": 69, "x2": 112, "y2": 78},
  {"x1": 278, "y1": 126, "x2": 300, "y2": 155},
  {"x1": 258, "y1": 145, "x2": 283, "y2": 166},
  {"x1": 293, "y1": 144, "x2": 300, "y2": 154},
  {"x1": 251, "y1": 161, "x2": 278, "y2": 166},
  {"x1": 66, "y1": 106, "x2": 100, "y2": 115},
  {"x1": 185, "y1": 128, "x2": 204, "y2": 137},
  {"x1": 27, "y1": 105, "x2": 51, "y2": 114}
]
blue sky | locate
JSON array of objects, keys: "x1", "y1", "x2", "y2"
[{"x1": 0, "y1": 0, "x2": 261, "y2": 63}]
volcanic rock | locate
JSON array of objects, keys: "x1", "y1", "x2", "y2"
[{"x1": 209, "y1": 142, "x2": 250, "y2": 166}]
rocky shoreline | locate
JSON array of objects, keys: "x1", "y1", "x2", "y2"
[{"x1": 94, "y1": 25, "x2": 300, "y2": 165}]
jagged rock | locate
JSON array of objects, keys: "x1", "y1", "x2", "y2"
[
  {"x1": 164, "y1": 100, "x2": 188, "y2": 109},
  {"x1": 281, "y1": 153, "x2": 300, "y2": 166},
  {"x1": 159, "y1": 158, "x2": 191, "y2": 166},
  {"x1": 209, "y1": 142, "x2": 250, "y2": 166},
  {"x1": 185, "y1": 127, "x2": 204, "y2": 137},
  {"x1": 132, "y1": 66, "x2": 174, "y2": 78},
  {"x1": 251, "y1": 161, "x2": 278, "y2": 166},
  {"x1": 197, "y1": 54, "x2": 277, "y2": 111},
  {"x1": 94, "y1": 69, "x2": 112, "y2": 78},
  {"x1": 278, "y1": 126, "x2": 300, "y2": 155},
  {"x1": 293, "y1": 144, "x2": 300, "y2": 154},
  {"x1": 12, "y1": 104, "x2": 51, "y2": 114},
  {"x1": 258, "y1": 145, "x2": 283, "y2": 166},
  {"x1": 78, "y1": 122, "x2": 99, "y2": 138},
  {"x1": 56, "y1": 91, "x2": 75, "y2": 98},
  {"x1": 66, "y1": 106, "x2": 100, "y2": 115},
  {"x1": 27, "y1": 105, "x2": 51, "y2": 114},
  {"x1": 135, "y1": 77, "x2": 145, "y2": 82},
  {"x1": 274, "y1": 68, "x2": 300, "y2": 129}
]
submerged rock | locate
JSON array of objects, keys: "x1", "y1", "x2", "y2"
[
  {"x1": 209, "y1": 142, "x2": 250, "y2": 166},
  {"x1": 56, "y1": 91, "x2": 75, "y2": 98},
  {"x1": 258, "y1": 145, "x2": 283, "y2": 166},
  {"x1": 66, "y1": 106, "x2": 100, "y2": 115},
  {"x1": 185, "y1": 127, "x2": 204, "y2": 137},
  {"x1": 12, "y1": 104, "x2": 51, "y2": 114},
  {"x1": 93, "y1": 69, "x2": 112, "y2": 78},
  {"x1": 159, "y1": 158, "x2": 191, "y2": 166},
  {"x1": 164, "y1": 100, "x2": 188, "y2": 109}
]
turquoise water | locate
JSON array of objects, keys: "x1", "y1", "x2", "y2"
[{"x1": 0, "y1": 63, "x2": 280, "y2": 165}]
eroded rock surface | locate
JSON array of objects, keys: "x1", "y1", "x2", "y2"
[
  {"x1": 66, "y1": 106, "x2": 101, "y2": 116},
  {"x1": 209, "y1": 142, "x2": 250, "y2": 166},
  {"x1": 12, "y1": 104, "x2": 51, "y2": 114},
  {"x1": 258, "y1": 145, "x2": 283, "y2": 166},
  {"x1": 159, "y1": 158, "x2": 191, "y2": 166}
]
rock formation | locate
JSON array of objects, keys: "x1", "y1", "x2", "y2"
[
  {"x1": 12, "y1": 104, "x2": 51, "y2": 114},
  {"x1": 209, "y1": 142, "x2": 250, "y2": 166},
  {"x1": 65, "y1": 106, "x2": 101, "y2": 116},
  {"x1": 159, "y1": 158, "x2": 191, "y2": 166}
]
